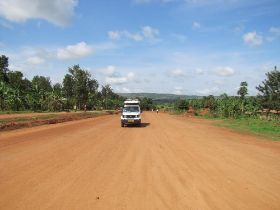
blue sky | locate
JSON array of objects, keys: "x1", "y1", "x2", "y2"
[{"x1": 0, "y1": 0, "x2": 279, "y2": 95}]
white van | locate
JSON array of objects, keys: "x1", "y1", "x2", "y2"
[{"x1": 121, "y1": 99, "x2": 141, "y2": 127}]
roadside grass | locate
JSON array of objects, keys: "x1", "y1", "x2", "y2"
[
  {"x1": 0, "y1": 110, "x2": 45, "y2": 114},
  {"x1": 191, "y1": 111, "x2": 280, "y2": 140},
  {"x1": 0, "y1": 114, "x2": 59, "y2": 124},
  {"x1": 0, "y1": 111, "x2": 113, "y2": 131},
  {"x1": 169, "y1": 110, "x2": 186, "y2": 115},
  {"x1": 212, "y1": 117, "x2": 280, "y2": 141},
  {"x1": 0, "y1": 111, "x2": 108, "y2": 122}
]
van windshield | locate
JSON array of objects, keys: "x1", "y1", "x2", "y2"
[{"x1": 123, "y1": 107, "x2": 139, "y2": 112}]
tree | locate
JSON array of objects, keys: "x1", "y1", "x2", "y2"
[
  {"x1": 53, "y1": 83, "x2": 62, "y2": 96},
  {"x1": 174, "y1": 98, "x2": 188, "y2": 111},
  {"x1": 237, "y1": 81, "x2": 248, "y2": 113},
  {"x1": 256, "y1": 67, "x2": 280, "y2": 110},
  {"x1": 141, "y1": 97, "x2": 154, "y2": 111},
  {"x1": 88, "y1": 79, "x2": 98, "y2": 94},
  {"x1": 0, "y1": 56, "x2": 133, "y2": 112},
  {"x1": 47, "y1": 83, "x2": 64, "y2": 111},
  {"x1": 68, "y1": 65, "x2": 92, "y2": 109},
  {"x1": 0, "y1": 82, "x2": 9, "y2": 110},
  {"x1": 237, "y1": 81, "x2": 248, "y2": 99},
  {"x1": 29, "y1": 76, "x2": 52, "y2": 110},
  {"x1": 32, "y1": 76, "x2": 52, "y2": 92},
  {"x1": 7, "y1": 71, "x2": 23, "y2": 89},
  {"x1": 71, "y1": 65, "x2": 88, "y2": 108},
  {"x1": 87, "y1": 79, "x2": 99, "y2": 109},
  {"x1": 101, "y1": 85, "x2": 114, "y2": 109},
  {"x1": 202, "y1": 95, "x2": 216, "y2": 110},
  {"x1": 8, "y1": 71, "x2": 32, "y2": 92},
  {"x1": 63, "y1": 74, "x2": 74, "y2": 109},
  {"x1": 63, "y1": 65, "x2": 99, "y2": 110},
  {"x1": 0, "y1": 55, "x2": 9, "y2": 83}
]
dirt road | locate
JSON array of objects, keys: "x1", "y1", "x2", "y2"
[
  {"x1": 0, "y1": 112, "x2": 280, "y2": 210},
  {"x1": 0, "y1": 112, "x2": 71, "y2": 119}
]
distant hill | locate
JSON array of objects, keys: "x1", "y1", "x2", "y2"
[{"x1": 117, "y1": 93, "x2": 202, "y2": 103}]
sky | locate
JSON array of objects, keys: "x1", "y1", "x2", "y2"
[{"x1": 0, "y1": 0, "x2": 279, "y2": 96}]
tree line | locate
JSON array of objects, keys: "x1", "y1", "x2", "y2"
[
  {"x1": 1, "y1": 54, "x2": 279, "y2": 115},
  {"x1": 0, "y1": 55, "x2": 125, "y2": 112},
  {"x1": 173, "y1": 67, "x2": 280, "y2": 119}
]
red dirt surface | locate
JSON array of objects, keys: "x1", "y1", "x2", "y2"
[
  {"x1": 0, "y1": 112, "x2": 112, "y2": 131},
  {"x1": 0, "y1": 112, "x2": 71, "y2": 119},
  {"x1": 0, "y1": 112, "x2": 279, "y2": 210}
]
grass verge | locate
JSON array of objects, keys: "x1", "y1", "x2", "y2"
[
  {"x1": 212, "y1": 118, "x2": 280, "y2": 141},
  {"x1": 0, "y1": 111, "x2": 116, "y2": 131}
]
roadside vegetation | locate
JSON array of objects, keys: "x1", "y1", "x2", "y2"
[
  {"x1": 213, "y1": 118, "x2": 280, "y2": 140},
  {"x1": 0, "y1": 111, "x2": 113, "y2": 131},
  {"x1": 0, "y1": 54, "x2": 158, "y2": 130},
  {"x1": 0, "y1": 55, "x2": 125, "y2": 112},
  {"x1": 165, "y1": 67, "x2": 280, "y2": 140}
]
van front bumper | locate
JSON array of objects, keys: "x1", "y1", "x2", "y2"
[{"x1": 121, "y1": 119, "x2": 141, "y2": 125}]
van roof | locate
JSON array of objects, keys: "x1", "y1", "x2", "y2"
[
  {"x1": 124, "y1": 99, "x2": 140, "y2": 104},
  {"x1": 124, "y1": 104, "x2": 140, "y2": 107}
]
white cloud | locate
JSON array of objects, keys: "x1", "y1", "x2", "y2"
[
  {"x1": 99, "y1": 65, "x2": 117, "y2": 77},
  {"x1": 114, "y1": 86, "x2": 132, "y2": 93},
  {"x1": 108, "y1": 30, "x2": 143, "y2": 41},
  {"x1": 6, "y1": 47, "x2": 50, "y2": 66},
  {"x1": 92, "y1": 42, "x2": 117, "y2": 51},
  {"x1": 258, "y1": 63, "x2": 275, "y2": 73},
  {"x1": 127, "y1": 72, "x2": 135, "y2": 79},
  {"x1": 243, "y1": 31, "x2": 263, "y2": 47},
  {"x1": 121, "y1": 87, "x2": 131, "y2": 93},
  {"x1": 27, "y1": 56, "x2": 45, "y2": 65},
  {"x1": 174, "y1": 86, "x2": 183, "y2": 95},
  {"x1": 105, "y1": 77, "x2": 128, "y2": 85},
  {"x1": 214, "y1": 80, "x2": 224, "y2": 85},
  {"x1": 108, "y1": 31, "x2": 121, "y2": 40},
  {"x1": 195, "y1": 68, "x2": 204, "y2": 75},
  {"x1": 168, "y1": 68, "x2": 186, "y2": 77},
  {"x1": 0, "y1": 0, "x2": 78, "y2": 26},
  {"x1": 192, "y1": 21, "x2": 201, "y2": 29},
  {"x1": 214, "y1": 66, "x2": 235, "y2": 76},
  {"x1": 105, "y1": 72, "x2": 135, "y2": 85},
  {"x1": 57, "y1": 42, "x2": 93, "y2": 60},
  {"x1": 196, "y1": 87, "x2": 219, "y2": 95},
  {"x1": 269, "y1": 27, "x2": 280, "y2": 36},
  {"x1": 142, "y1": 26, "x2": 159, "y2": 39},
  {"x1": 171, "y1": 33, "x2": 187, "y2": 42},
  {"x1": 124, "y1": 31, "x2": 144, "y2": 41},
  {"x1": 108, "y1": 26, "x2": 159, "y2": 42},
  {"x1": 9, "y1": 64, "x2": 24, "y2": 72},
  {"x1": 102, "y1": 66, "x2": 136, "y2": 85}
]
